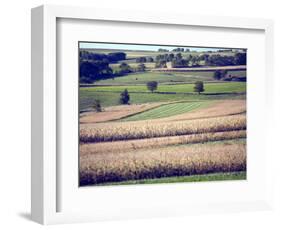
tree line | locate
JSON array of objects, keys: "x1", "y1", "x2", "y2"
[
  {"x1": 135, "y1": 56, "x2": 154, "y2": 63},
  {"x1": 154, "y1": 52, "x2": 246, "y2": 68},
  {"x1": 80, "y1": 50, "x2": 246, "y2": 84},
  {"x1": 80, "y1": 51, "x2": 147, "y2": 83},
  {"x1": 80, "y1": 51, "x2": 127, "y2": 83},
  {"x1": 80, "y1": 50, "x2": 126, "y2": 62}
]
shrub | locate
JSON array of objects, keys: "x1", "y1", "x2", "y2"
[{"x1": 146, "y1": 81, "x2": 158, "y2": 93}]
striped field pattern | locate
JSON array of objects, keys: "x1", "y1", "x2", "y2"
[{"x1": 121, "y1": 101, "x2": 208, "y2": 121}]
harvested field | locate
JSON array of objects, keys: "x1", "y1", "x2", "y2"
[
  {"x1": 80, "y1": 140, "x2": 246, "y2": 185},
  {"x1": 160, "y1": 99, "x2": 246, "y2": 122},
  {"x1": 80, "y1": 102, "x2": 164, "y2": 123}
]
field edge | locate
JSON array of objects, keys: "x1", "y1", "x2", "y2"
[{"x1": 81, "y1": 171, "x2": 246, "y2": 187}]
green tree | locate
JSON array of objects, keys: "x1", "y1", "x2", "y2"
[
  {"x1": 146, "y1": 81, "x2": 158, "y2": 93},
  {"x1": 213, "y1": 70, "x2": 227, "y2": 80},
  {"x1": 119, "y1": 89, "x2": 130, "y2": 104},
  {"x1": 213, "y1": 70, "x2": 222, "y2": 80},
  {"x1": 194, "y1": 81, "x2": 204, "y2": 94},
  {"x1": 92, "y1": 99, "x2": 102, "y2": 112},
  {"x1": 234, "y1": 52, "x2": 246, "y2": 65}
]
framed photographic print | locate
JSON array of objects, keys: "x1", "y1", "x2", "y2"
[
  {"x1": 31, "y1": 5, "x2": 274, "y2": 225},
  {"x1": 78, "y1": 41, "x2": 247, "y2": 187}
]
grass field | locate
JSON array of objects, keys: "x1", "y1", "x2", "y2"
[
  {"x1": 80, "y1": 82, "x2": 246, "y2": 111},
  {"x1": 95, "y1": 171, "x2": 246, "y2": 186},
  {"x1": 121, "y1": 101, "x2": 208, "y2": 121},
  {"x1": 92, "y1": 71, "x2": 246, "y2": 85},
  {"x1": 94, "y1": 72, "x2": 214, "y2": 85},
  {"x1": 82, "y1": 82, "x2": 246, "y2": 93},
  {"x1": 80, "y1": 90, "x2": 245, "y2": 111}
]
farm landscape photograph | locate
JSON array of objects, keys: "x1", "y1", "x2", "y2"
[{"x1": 79, "y1": 42, "x2": 247, "y2": 186}]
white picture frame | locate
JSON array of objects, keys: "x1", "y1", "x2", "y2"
[{"x1": 31, "y1": 4, "x2": 274, "y2": 225}]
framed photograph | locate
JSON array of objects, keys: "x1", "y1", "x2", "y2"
[{"x1": 31, "y1": 5, "x2": 274, "y2": 225}]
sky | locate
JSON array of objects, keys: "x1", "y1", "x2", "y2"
[{"x1": 79, "y1": 42, "x2": 234, "y2": 52}]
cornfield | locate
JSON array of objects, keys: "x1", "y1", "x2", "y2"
[
  {"x1": 79, "y1": 100, "x2": 247, "y2": 186},
  {"x1": 80, "y1": 130, "x2": 246, "y2": 156},
  {"x1": 80, "y1": 140, "x2": 246, "y2": 185},
  {"x1": 80, "y1": 114, "x2": 246, "y2": 143}
]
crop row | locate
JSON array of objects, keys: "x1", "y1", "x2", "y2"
[
  {"x1": 80, "y1": 130, "x2": 246, "y2": 156},
  {"x1": 80, "y1": 114, "x2": 246, "y2": 143}
]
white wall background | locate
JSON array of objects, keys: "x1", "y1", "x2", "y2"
[{"x1": 0, "y1": 0, "x2": 280, "y2": 229}]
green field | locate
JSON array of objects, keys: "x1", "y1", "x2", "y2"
[
  {"x1": 83, "y1": 82, "x2": 246, "y2": 93},
  {"x1": 121, "y1": 101, "x2": 208, "y2": 121},
  {"x1": 95, "y1": 171, "x2": 246, "y2": 186},
  {"x1": 80, "y1": 91, "x2": 196, "y2": 110},
  {"x1": 80, "y1": 81, "x2": 246, "y2": 111},
  {"x1": 93, "y1": 71, "x2": 246, "y2": 85}
]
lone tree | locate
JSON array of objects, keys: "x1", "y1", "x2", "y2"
[
  {"x1": 214, "y1": 70, "x2": 222, "y2": 80},
  {"x1": 92, "y1": 99, "x2": 102, "y2": 112},
  {"x1": 194, "y1": 81, "x2": 204, "y2": 94},
  {"x1": 119, "y1": 89, "x2": 130, "y2": 104},
  {"x1": 147, "y1": 81, "x2": 158, "y2": 93}
]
